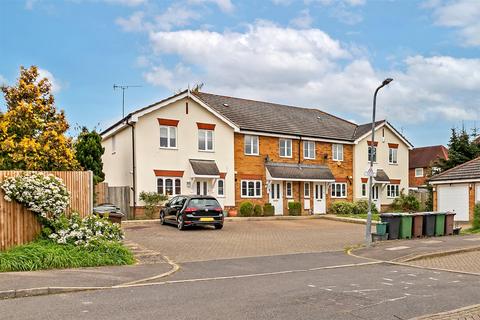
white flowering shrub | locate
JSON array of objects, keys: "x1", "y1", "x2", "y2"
[
  {"x1": 46, "y1": 213, "x2": 124, "y2": 247},
  {"x1": 1, "y1": 173, "x2": 70, "y2": 219}
]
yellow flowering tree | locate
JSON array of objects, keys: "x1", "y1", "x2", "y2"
[{"x1": 0, "y1": 66, "x2": 79, "y2": 170}]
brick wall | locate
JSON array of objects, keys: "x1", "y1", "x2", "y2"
[
  {"x1": 234, "y1": 133, "x2": 354, "y2": 213},
  {"x1": 409, "y1": 168, "x2": 427, "y2": 187}
]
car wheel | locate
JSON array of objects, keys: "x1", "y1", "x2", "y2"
[
  {"x1": 214, "y1": 224, "x2": 223, "y2": 230},
  {"x1": 177, "y1": 215, "x2": 185, "y2": 231},
  {"x1": 160, "y1": 212, "x2": 165, "y2": 225}
]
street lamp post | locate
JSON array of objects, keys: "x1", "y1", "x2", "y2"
[{"x1": 365, "y1": 78, "x2": 393, "y2": 247}]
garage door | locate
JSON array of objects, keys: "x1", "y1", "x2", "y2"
[{"x1": 437, "y1": 184, "x2": 469, "y2": 221}]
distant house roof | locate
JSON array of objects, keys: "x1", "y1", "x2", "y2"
[
  {"x1": 409, "y1": 145, "x2": 449, "y2": 169},
  {"x1": 266, "y1": 162, "x2": 335, "y2": 181},
  {"x1": 101, "y1": 90, "x2": 412, "y2": 147},
  {"x1": 429, "y1": 157, "x2": 480, "y2": 182}
]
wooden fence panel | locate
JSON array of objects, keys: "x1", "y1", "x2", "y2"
[
  {"x1": 94, "y1": 182, "x2": 130, "y2": 218},
  {"x1": 0, "y1": 171, "x2": 93, "y2": 251}
]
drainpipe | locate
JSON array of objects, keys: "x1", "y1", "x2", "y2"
[
  {"x1": 126, "y1": 118, "x2": 137, "y2": 219},
  {"x1": 298, "y1": 137, "x2": 302, "y2": 204}
]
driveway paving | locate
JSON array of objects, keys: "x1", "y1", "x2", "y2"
[
  {"x1": 124, "y1": 219, "x2": 365, "y2": 263},
  {"x1": 409, "y1": 249, "x2": 480, "y2": 274}
]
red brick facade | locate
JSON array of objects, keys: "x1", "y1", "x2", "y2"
[{"x1": 234, "y1": 133, "x2": 354, "y2": 215}]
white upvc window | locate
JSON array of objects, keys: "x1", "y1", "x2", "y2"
[
  {"x1": 303, "y1": 141, "x2": 315, "y2": 159},
  {"x1": 387, "y1": 184, "x2": 400, "y2": 198},
  {"x1": 415, "y1": 168, "x2": 424, "y2": 177},
  {"x1": 157, "y1": 177, "x2": 181, "y2": 196},
  {"x1": 279, "y1": 139, "x2": 292, "y2": 158},
  {"x1": 286, "y1": 181, "x2": 293, "y2": 198},
  {"x1": 217, "y1": 179, "x2": 225, "y2": 197},
  {"x1": 368, "y1": 146, "x2": 377, "y2": 162},
  {"x1": 244, "y1": 135, "x2": 259, "y2": 155},
  {"x1": 331, "y1": 183, "x2": 347, "y2": 198},
  {"x1": 389, "y1": 148, "x2": 398, "y2": 164},
  {"x1": 241, "y1": 180, "x2": 262, "y2": 198},
  {"x1": 160, "y1": 126, "x2": 177, "y2": 148},
  {"x1": 361, "y1": 183, "x2": 367, "y2": 197},
  {"x1": 304, "y1": 182, "x2": 310, "y2": 198},
  {"x1": 198, "y1": 129, "x2": 214, "y2": 151},
  {"x1": 332, "y1": 144, "x2": 344, "y2": 161}
]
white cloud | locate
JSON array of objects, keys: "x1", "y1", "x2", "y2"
[
  {"x1": 116, "y1": 3, "x2": 201, "y2": 32},
  {"x1": 38, "y1": 68, "x2": 61, "y2": 93},
  {"x1": 0, "y1": 75, "x2": 7, "y2": 86},
  {"x1": 141, "y1": 22, "x2": 480, "y2": 124},
  {"x1": 429, "y1": 0, "x2": 480, "y2": 46},
  {"x1": 116, "y1": 11, "x2": 146, "y2": 32},
  {"x1": 188, "y1": 0, "x2": 234, "y2": 12},
  {"x1": 290, "y1": 9, "x2": 313, "y2": 29}
]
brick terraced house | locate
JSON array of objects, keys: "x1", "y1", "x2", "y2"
[
  {"x1": 409, "y1": 145, "x2": 448, "y2": 189},
  {"x1": 101, "y1": 90, "x2": 412, "y2": 217}
]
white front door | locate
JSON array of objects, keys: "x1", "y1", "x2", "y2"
[
  {"x1": 313, "y1": 183, "x2": 326, "y2": 214},
  {"x1": 269, "y1": 182, "x2": 283, "y2": 215}
]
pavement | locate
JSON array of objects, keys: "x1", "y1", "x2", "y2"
[
  {"x1": 2, "y1": 219, "x2": 480, "y2": 319},
  {"x1": 124, "y1": 219, "x2": 365, "y2": 263},
  {"x1": 2, "y1": 252, "x2": 480, "y2": 320},
  {"x1": 352, "y1": 234, "x2": 480, "y2": 263}
]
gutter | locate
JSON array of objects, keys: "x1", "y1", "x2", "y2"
[{"x1": 126, "y1": 117, "x2": 137, "y2": 219}]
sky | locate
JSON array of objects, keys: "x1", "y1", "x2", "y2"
[{"x1": 1, "y1": 0, "x2": 480, "y2": 146}]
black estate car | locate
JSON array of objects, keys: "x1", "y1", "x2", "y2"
[{"x1": 160, "y1": 195, "x2": 224, "y2": 230}]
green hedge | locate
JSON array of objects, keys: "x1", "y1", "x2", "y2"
[
  {"x1": 288, "y1": 201, "x2": 302, "y2": 216},
  {"x1": 253, "y1": 204, "x2": 263, "y2": 217},
  {"x1": 329, "y1": 201, "x2": 355, "y2": 215},
  {"x1": 263, "y1": 203, "x2": 275, "y2": 216},
  {"x1": 239, "y1": 202, "x2": 254, "y2": 217},
  {"x1": 391, "y1": 193, "x2": 420, "y2": 212},
  {"x1": 330, "y1": 200, "x2": 379, "y2": 215},
  {"x1": 473, "y1": 203, "x2": 480, "y2": 230}
]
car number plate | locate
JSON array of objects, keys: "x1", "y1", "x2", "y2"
[{"x1": 200, "y1": 217, "x2": 214, "y2": 222}]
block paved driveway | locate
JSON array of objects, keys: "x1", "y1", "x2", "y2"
[
  {"x1": 124, "y1": 219, "x2": 364, "y2": 263},
  {"x1": 409, "y1": 249, "x2": 480, "y2": 274}
]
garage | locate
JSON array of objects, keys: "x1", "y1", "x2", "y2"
[
  {"x1": 437, "y1": 184, "x2": 469, "y2": 221},
  {"x1": 430, "y1": 157, "x2": 480, "y2": 223}
]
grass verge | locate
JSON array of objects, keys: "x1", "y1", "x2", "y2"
[
  {"x1": 0, "y1": 240, "x2": 135, "y2": 272},
  {"x1": 335, "y1": 213, "x2": 380, "y2": 221}
]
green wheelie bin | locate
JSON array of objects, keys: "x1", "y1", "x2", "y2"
[
  {"x1": 399, "y1": 213, "x2": 413, "y2": 239},
  {"x1": 435, "y1": 212, "x2": 446, "y2": 236}
]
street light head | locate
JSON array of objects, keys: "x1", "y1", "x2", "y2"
[{"x1": 382, "y1": 78, "x2": 393, "y2": 86}]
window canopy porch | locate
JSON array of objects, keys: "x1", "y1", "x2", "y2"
[{"x1": 265, "y1": 162, "x2": 335, "y2": 182}]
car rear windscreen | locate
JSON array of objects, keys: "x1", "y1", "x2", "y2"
[{"x1": 188, "y1": 198, "x2": 221, "y2": 208}]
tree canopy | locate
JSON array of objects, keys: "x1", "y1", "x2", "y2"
[
  {"x1": 0, "y1": 66, "x2": 79, "y2": 170},
  {"x1": 75, "y1": 127, "x2": 105, "y2": 184},
  {"x1": 440, "y1": 127, "x2": 480, "y2": 171}
]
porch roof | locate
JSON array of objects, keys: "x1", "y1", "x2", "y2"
[
  {"x1": 374, "y1": 169, "x2": 390, "y2": 183},
  {"x1": 189, "y1": 159, "x2": 220, "y2": 177},
  {"x1": 265, "y1": 162, "x2": 335, "y2": 181}
]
